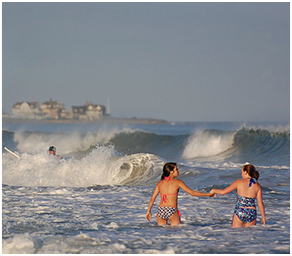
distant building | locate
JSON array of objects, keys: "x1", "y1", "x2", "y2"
[
  {"x1": 70, "y1": 102, "x2": 106, "y2": 120},
  {"x1": 10, "y1": 100, "x2": 106, "y2": 120},
  {"x1": 41, "y1": 99, "x2": 67, "y2": 119},
  {"x1": 12, "y1": 101, "x2": 43, "y2": 119}
]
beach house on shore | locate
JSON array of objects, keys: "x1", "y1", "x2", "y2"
[
  {"x1": 41, "y1": 99, "x2": 67, "y2": 119},
  {"x1": 10, "y1": 99, "x2": 106, "y2": 120},
  {"x1": 12, "y1": 101, "x2": 43, "y2": 119},
  {"x1": 70, "y1": 102, "x2": 106, "y2": 120}
]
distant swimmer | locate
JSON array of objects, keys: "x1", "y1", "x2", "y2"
[
  {"x1": 146, "y1": 162, "x2": 215, "y2": 226},
  {"x1": 48, "y1": 146, "x2": 62, "y2": 159}
]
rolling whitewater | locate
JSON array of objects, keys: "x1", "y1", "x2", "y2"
[{"x1": 2, "y1": 121, "x2": 290, "y2": 253}]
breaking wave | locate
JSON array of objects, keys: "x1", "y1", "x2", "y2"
[{"x1": 2, "y1": 124, "x2": 289, "y2": 187}]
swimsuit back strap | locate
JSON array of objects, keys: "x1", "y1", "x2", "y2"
[{"x1": 161, "y1": 193, "x2": 178, "y2": 203}]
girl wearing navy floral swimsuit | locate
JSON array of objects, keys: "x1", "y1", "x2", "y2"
[
  {"x1": 211, "y1": 164, "x2": 266, "y2": 228},
  {"x1": 146, "y1": 162, "x2": 215, "y2": 226}
]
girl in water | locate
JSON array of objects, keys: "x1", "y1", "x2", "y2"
[
  {"x1": 211, "y1": 163, "x2": 266, "y2": 228},
  {"x1": 146, "y1": 162, "x2": 215, "y2": 226}
]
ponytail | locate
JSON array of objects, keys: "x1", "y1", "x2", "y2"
[
  {"x1": 254, "y1": 170, "x2": 259, "y2": 180},
  {"x1": 161, "y1": 162, "x2": 177, "y2": 180}
]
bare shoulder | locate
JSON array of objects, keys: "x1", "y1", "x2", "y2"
[
  {"x1": 256, "y1": 182, "x2": 262, "y2": 190},
  {"x1": 175, "y1": 179, "x2": 188, "y2": 188},
  {"x1": 175, "y1": 179, "x2": 184, "y2": 184},
  {"x1": 233, "y1": 179, "x2": 241, "y2": 185},
  {"x1": 157, "y1": 180, "x2": 164, "y2": 186}
]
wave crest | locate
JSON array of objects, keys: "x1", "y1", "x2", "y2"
[{"x1": 182, "y1": 130, "x2": 234, "y2": 158}]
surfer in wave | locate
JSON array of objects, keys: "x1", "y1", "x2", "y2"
[
  {"x1": 48, "y1": 146, "x2": 62, "y2": 159},
  {"x1": 146, "y1": 162, "x2": 215, "y2": 226},
  {"x1": 211, "y1": 163, "x2": 266, "y2": 228}
]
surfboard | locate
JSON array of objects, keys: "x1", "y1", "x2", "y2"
[{"x1": 3, "y1": 146, "x2": 20, "y2": 158}]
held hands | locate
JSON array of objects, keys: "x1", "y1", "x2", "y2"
[{"x1": 209, "y1": 190, "x2": 217, "y2": 197}]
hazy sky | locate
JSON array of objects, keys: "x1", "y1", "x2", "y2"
[{"x1": 2, "y1": 2, "x2": 290, "y2": 122}]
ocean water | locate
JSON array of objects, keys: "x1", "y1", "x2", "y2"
[{"x1": 2, "y1": 121, "x2": 290, "y2": 253}]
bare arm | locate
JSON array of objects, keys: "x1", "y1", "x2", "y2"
[
  {"x1": 146, "y1": 183, "x2": 160, "y2": 221},
  {"x1": 211, "y1": 180, "x2": 238, "y2": 195},
  {"x1": 257, "y1": 185, "x2": 266, "y2": 224},
  {"x1": 179, "y1": 180, "x2": 215, "y2": 197}
]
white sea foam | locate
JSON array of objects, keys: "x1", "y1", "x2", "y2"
[
  {"x1": 2, "y1": 145, "x2": 163, "y2": 187},
  {"x1": 2, "y1": 233, "x2": 35, "y2": 254},
  {"x1": 182, "y1": 130, "x2": 234, "y2": 158},
  {"x1": 13, "y1": 127, "x2": 135, "y2": 155}
]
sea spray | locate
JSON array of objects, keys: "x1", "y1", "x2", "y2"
[{"x1": 182, "y1": 130, "x2": 234, "y2": 158}]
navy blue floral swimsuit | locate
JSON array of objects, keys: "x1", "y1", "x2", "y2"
[{"x1": 234, "y1": 194, "x2": 257, "y2": 223}]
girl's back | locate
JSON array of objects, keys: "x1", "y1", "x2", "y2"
[
  {"x1": 237, "y1": 179, "x2": 260, "y2": 198},
  {"x1": 158, "y1": 179, "x2": 180, "y2": 208}
]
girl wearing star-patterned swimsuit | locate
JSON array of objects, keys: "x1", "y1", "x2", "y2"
[
  {"x1": 211, "y1": 164, "x2": 266, "y2": 228},
  {"x1": 146, "y1": 162, "x2": 215, "y2": 226}
]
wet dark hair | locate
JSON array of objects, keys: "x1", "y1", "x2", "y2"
[
  {"x1": 49, "y1": 146, "x2": 56, "y2": 152},
  {"x1": 161, "y1": 162, "x2": 177, "y2": 180},
  {"x1": 243, "y1": 164, "x2": 259, "y2": 180}
]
